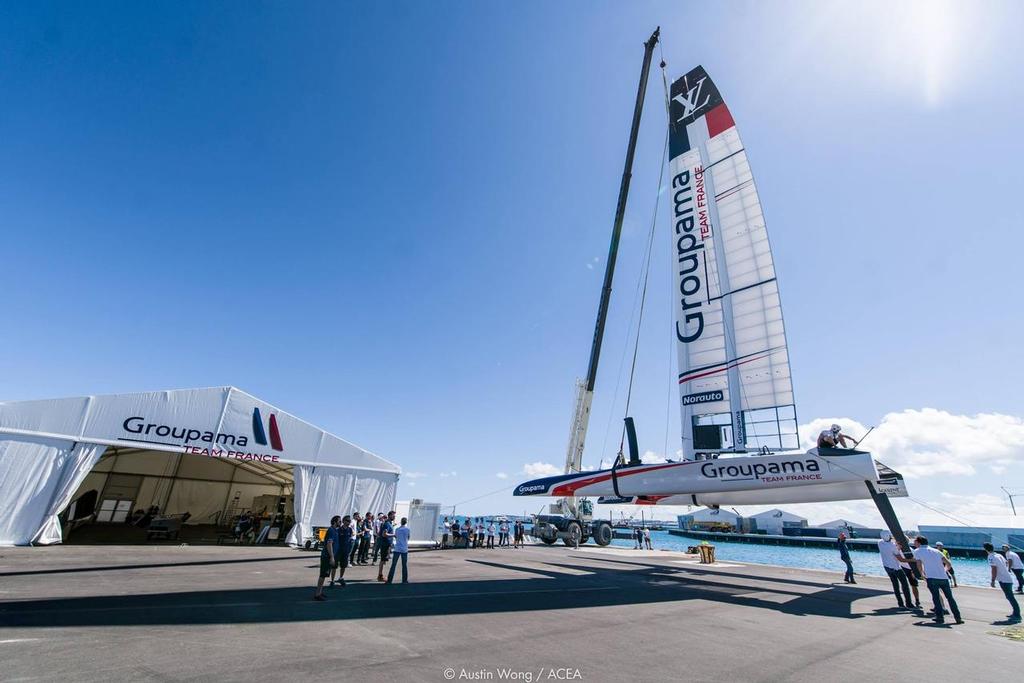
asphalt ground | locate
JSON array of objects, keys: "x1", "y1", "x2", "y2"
[{"x1": 0, "y1": 542, "x2": 1020, "y2": 682}]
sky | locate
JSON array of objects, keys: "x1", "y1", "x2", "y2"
[{"x1": 2, "y1": 1, "x2": 1023, "y2": 528}]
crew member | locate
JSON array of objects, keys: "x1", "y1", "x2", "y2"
[
  {"x1": 838, "y1": 532, "x2": 855, "y2": 584},
  {"x1": 913, "y1": 535, "x2": 962, "y2": 625},
  {"x1": 817, "y1": 424, "x2": 857, "y2": 449},
  {"x1": 1002, "y1": 544, "x2": 1024, "y2": 594},
  {"x1": 878, "y1": 532, "x2": 912, "y2": 608},
  {"x1": 987, "y1": 542, "x2": 1021, "y2": 622}
]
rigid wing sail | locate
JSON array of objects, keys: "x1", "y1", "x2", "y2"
[{"x1": 515, "y1": 65, "x2": 907, "y2": 508}]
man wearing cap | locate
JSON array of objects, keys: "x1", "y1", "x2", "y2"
[
  {"x1": 986, "y1": 542, "x2": 1021, "y2": 622},
  {"x1": 878, "y1": 532, "x2": 912, "y2": 609},
  {"x1": 1003, "y1": 544, "x2": 1024, "y2": 594},
  {"x1": 817, "y1": 424, "x2": 857, "y2": 449}
]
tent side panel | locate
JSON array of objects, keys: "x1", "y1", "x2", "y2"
[{"x1": 0, "y1": 436, "x2": 105, "y2": 546}]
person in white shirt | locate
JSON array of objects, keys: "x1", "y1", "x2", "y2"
[
  {"x1": 878, "y1": 533, "x2": 912, "y2": 609},
  {"x1": 986, "y1": 543, "x2": 1020, "y2": 621},
  {"x1": 486, "y1": 522, "x2": 495, "y2": 549},
  {"x1": 1002, "y1": 544, "x2": 1024, "y2": 594},
  {"x1": 386, "y1": 517, "x2": 411, "y2": 584},
  {"x1": 911, "y1": 535, "x2": 962, "y2": 625},
  {"x1": 440, "y1": 516, "x2": 450, "y2": 550},
  {"x1": 499, "y1": 521, "x2": 510, "y2": 547},
  {"x1": 643, "y1": 527, "x2": 653, "y2": 550}
]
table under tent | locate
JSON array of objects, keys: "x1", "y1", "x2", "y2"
[{"x1": 0, "y1": 387, "x2": 401, "y2": 547}]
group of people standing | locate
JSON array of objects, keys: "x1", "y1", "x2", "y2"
[
  {"x1": 439, "y1": 517, "x2": 527, "y2": 549},
  {"x1": 313, "y1": 510, "x2": 412, "y2": 601},
  {"x1": 870, "y1": 532, "x2": 1022, "y2": 625}
]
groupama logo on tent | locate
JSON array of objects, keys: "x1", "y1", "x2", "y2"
[{"x1": 251, "y1": 407, "x2": 283, "y2": 451}]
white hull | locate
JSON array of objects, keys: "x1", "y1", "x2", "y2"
[{"x1": 515, "y1": 449, "x2": 906, "y2": 505}]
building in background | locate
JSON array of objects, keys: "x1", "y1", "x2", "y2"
[
  {"x1": 677, "y1": 508, "x2": 741, "y2": 532},
  {"x1": 917, "y1": 514, "x2": 1024, "y2": 549},
  {"x1": 747, "y1": 509, "x2": 807, "y2": 535}
]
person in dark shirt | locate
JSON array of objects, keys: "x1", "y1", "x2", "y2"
[
  {"x1": 359, "y1": 513, "x2": 374, "y2": 564},
  {"x1": 376, "y1": 511, "x2": 396, "y2": 582},
  {"x1": 838, "y1": 532, "x2": 856, "y2": 584},
  {"x1": 314, "y1": 515, "x2": 341, "y2": 601},
  {"x1": 332, "y1": 515, "x2": 353, "y2": 587}
]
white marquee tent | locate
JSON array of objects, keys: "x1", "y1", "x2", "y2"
[{"x1": 0, "y1": 387, "x2": 401, "y2": 546}]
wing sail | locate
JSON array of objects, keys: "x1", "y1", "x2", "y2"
[{"x1": 669, "y1": 66, "x2": 796, "y2": 460}]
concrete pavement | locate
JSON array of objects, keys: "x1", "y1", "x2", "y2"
[{"x1": 0, "y1": 543, "x2": 1019, "y2": 682}]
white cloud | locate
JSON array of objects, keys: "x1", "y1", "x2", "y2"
[
  {"x1": 640, "y1": 450, "x2": 667, "y2": 464},
  {"x1": 800, "y1": 410, "x2": 1024, "y2": 479},
  {"x1": 438, "y1": 471, "x2": 458, "y2": 478},
  {"x1": 406, "y1": 482, "x2": 416, "y2": 488},
  {"x1": 496, "y1": 472, "x2": 508, "y2": 480},
  {"x1": 404, "y1": 471, "x2": 427, "y2": 479},
  {"x1": 935, "y1": 492, "x2": 1009, "y2": 518},
  {"x1": 523, "y1": 462, "x2": 561, "y2": 477}
]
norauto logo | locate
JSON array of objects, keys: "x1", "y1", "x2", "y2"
[
  {"x1": 682, "y1": 390, "x2": 724, "y2": 406},
  {"x1": 251, "y1": 407, "x2": 283, "y2": 451}
]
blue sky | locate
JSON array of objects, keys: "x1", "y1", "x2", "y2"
[{"x1": 2, "y1": 2, "x2": 1022, "y2": 525}]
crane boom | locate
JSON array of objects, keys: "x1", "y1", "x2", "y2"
[{"x1": 558, "y1": 27, "x2": 660, "y2": 519}]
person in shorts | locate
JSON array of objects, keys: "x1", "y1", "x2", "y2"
[
  {"x1": 314, "y1": 515, "x2": 341, "y2": 601},
  {"x1": 332, "y1": 514, "x2": 353, "y2": 587}
]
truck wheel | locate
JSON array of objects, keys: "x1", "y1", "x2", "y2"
[
  {"x1": 580, "y1": 534, "x2": 590, "y2": 546},
  {"x1": 540, "y1": 537, "x2": 557, "y2": 545},
  {"x1": 593, "y1": 523, "x2": 613, "y2": 546},
  {"x1": 561, "y1": 521, "x2": 582, "y2": 546}
]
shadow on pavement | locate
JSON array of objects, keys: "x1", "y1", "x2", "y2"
[
  {"x1": 0, "y1": 554, "x2": 312, "y2": 578},
  {"x1": 0, "y1": 552, "x2": 888, "y2": 628}
]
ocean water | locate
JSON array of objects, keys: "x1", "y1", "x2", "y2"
[{"x1": 611, "y1": 530, "x2": 998, "y2": 588}]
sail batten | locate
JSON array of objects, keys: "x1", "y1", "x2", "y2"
[{"x1": 669, "y1": 66, "x2": 796, "y2": 459}]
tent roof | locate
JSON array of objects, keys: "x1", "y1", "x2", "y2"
[{"x1": 0, "y1": 386, "x2": 400, "y2": 475}]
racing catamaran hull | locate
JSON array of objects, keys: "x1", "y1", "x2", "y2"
[{"x1": 514, "y1": 449, "x2": 906, "y2": 503}]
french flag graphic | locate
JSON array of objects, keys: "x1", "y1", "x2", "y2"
[{"x1": 252, "y1": 407, "x2": 284, "y2": 451}]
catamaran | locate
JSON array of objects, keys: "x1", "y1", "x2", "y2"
[{"x1": 515, "y1": 29, "x2": 909, "y2": 548}]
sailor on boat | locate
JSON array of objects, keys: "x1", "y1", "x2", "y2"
[{"x1": 817, "y1": 424, "x2": 856, "y2": 449}]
